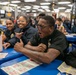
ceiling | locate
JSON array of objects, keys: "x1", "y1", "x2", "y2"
[{"x1": 0, "y1": 0, "x2": 74, "y2": 13}]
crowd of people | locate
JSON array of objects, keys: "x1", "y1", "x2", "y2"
[{"x1": 1, "y1": 13, "x2": 76, "y2": 68}]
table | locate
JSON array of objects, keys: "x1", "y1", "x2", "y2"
[
  {"x1": 66, "y1": 34, "x2": 76, "y2": 42},
  {"x1": 0, "y1": 48, "x2": 24, "y2": 65},
  {"x1": 0, "y1": 56, "x2": 63, "y2": 75},
  {"x1": 0, "y1": 25, "x2": 7, "y2": 30}
]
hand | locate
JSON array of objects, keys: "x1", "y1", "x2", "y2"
[
  {"x1": 37, "y1": 43, "x2": 46, "y2": 52},
  {"x1": 14, "y1": 39, "x2": 24, "y2": 52},
  {"x1": 3, "y1": 43, "x2": 10, "y2": 49},
  {"x1": 2, "y1": 34, "x2": 6, "y2": 44},
  {"x1": 15, "y1": 32, "x2": 23, "y2": 39}
]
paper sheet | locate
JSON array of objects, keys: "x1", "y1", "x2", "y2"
[
  {"x1": 1, "y1": 59, "x2": 42, "y2": 75},
  {"x1": 66, "y1": 34, "x2": 74, "y2": 37},
  {"x1": 66, "y1": 34, "x2": 76, "y2": 37},
  {"x1": 57, "y1": 62, "x2": 76, "y2": 75},
  {"x1": 0, "y1": 53, "x2": 8, "y2": 59}
]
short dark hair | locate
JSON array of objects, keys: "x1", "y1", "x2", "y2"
[
  {"x1": 18, "y1": 14, "x2": 29, "y2": 23},
  {"x1": 41, "y1": 15, "x2": 55, "y2": 27},
  {"x1": 7, "y1": 17, "x2": 14, "y2": 23},
  {"x1": 38, "y1": 13, "x2": 46, "y2": 16},
  {"x1": 56, "y1": 18, "x2": 62, "y2": 22}
]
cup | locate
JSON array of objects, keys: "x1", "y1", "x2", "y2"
[{"x1": 0, "y1": 35, "x2": 2, "y2": 52}]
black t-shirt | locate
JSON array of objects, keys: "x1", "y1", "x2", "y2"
[{"x1": 30, "y1": 29, "x2": 69, "y2": 60}]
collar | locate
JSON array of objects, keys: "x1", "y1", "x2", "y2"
[
  {"x1": 44, "y1": 29, "x2": 56, "y2": 39},
  {"x1": 22, "y1": 24, "x2": 31, "y2": 32}
]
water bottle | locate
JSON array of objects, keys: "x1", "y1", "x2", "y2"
[
  {"x1": 68, "y1": 44, "x2": 73, "y2": 53},
  {"x1": 0, "y1": 33, "x2": 2, "y2": 52}
]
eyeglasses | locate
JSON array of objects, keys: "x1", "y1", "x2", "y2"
[{"x1": 37, "y1": 24, "x2": 49, "y2": 30}]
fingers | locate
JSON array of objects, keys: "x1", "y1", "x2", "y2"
[
  {"x1": 15, "y1": 32, "x2": 23, "y2": 39},
  {"x1": 3, "y1": 43, "x2": 10, "y2": 49},
  {"x1": 20, "y1": 39, "x2": 23, "y2": 44},
  {"x1": 38, "y1": 43, "x2": 46, "y2": 52},
  {"x1": 39, "y1": 43, "x2": 46, "y2": 48},
  {"x1": 20, "y1": 32, "x2": 23, "y2": 35}
]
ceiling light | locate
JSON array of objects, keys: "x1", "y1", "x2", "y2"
[
  {"x1": 40, "y1": 3, "x2": 51, "y2": 5},
  {"x1": 11, "y1": 1, "x2": 21, "y2": 3},
  {"x1": 33, "y1": 5, "x2": 40, "y2": 9},
  {"x1": 58, "y1": 1, "x2": 70, "y2": 4},
  {"x1": 33, "y1": 13, "x2": 37, "y2": 17},
  {"x1": 24, "y1": 6, "x2": 31, "y2": 9},
  {"x1": 46, "y1": 9, "x2": 50, "y2": 12},
  {"x1": 9, "y1": 4, "x2": 18, "y2": 7},
  {"x1": 58, "y1": 7, "x2": 66, "y2": 9},
  {"x1": 54, "y1": 9, "x2": 59, "y2": 12},
  {"x1": 68, "y1": 4, "x2": 73, "y2": 7},
  {"x1": 18, "y1": 10, "x2": 21, "y2": 12},
  {"x1": 38, "y1": 9, "x2": 44, "y2": 12},
  {"x1": 26, "y1": 10, "x2": 30, "y2": 12},
  {"x1": 41, "y1": 6, "x2": 49, "y2": 9},
  {"x1": 24, "y1": 0, "x2": 36, "y2": 2},
  {"x1": 33, "y1": 5, "x2": 40, "y2": 8},
  {"x1": 45, "y1": 0, "x2": 51, "y2": 1},
  {"x1": 21, "y1": 8, "x2": 26, "y2": 10},
  {"x1": 32, "y1": 10, "x2": 36, "y2": 12},
  {"x1": 2, "y1": 6, "x2": 13, "y2": 12},
  {"x1": 0, "y1": 2, "x2": 9, "y2": 5},
  {"x1": 65, "y1": 9, "x2": 71, "y2": 12},
  {"x1": 17, "y1": 6, "x2": 21, "y2": 9}
]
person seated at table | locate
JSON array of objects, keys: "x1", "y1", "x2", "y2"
[
  {"x1": 55, "y1": 18, "x2": 68, "y2": 34},
  {"x1": 14, "y1": 15, "x2": 68, "y2": 64},
  {"x1": 0, "y1": 19, "x2": 2, "y2": 25},
  {"x1": 2, "y1": 18, "x2": 15, "y2": 44},
  {"x1": 3, "y1": 14, "x2": 37, "y2": 49},
  {"x1": 71, "y1": 25, "x2": 76, "y2": 33}
]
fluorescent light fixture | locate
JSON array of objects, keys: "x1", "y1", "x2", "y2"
[
  {"x1": 46, "y1": 9, "x2": 50, "y2": 12},
  {"x1": 9, "y1": 4, "x2": 18, "y2": 7},
  {"x1": 68, "y1": 4, "x2": 73, "y2": 7},
  {"x1": 33, "y1": 5, "x2": 40, "y2": 8},
  {"x1": 52, "y1": 10, "x2": 55, "y2": 13},
  {"x1": 11, "y1": 1, "x2": 21, "y2": 3},
  {"x1": 3, "y1": 6, "x2": 13, "y2": 12},
  {"x1": 21, "y1": 8, "x2": 26, "y2": 10},
  {"x1": 26, "y1": 10, "x2": 30, "y2": 12},
  {"x1": 54, "y1": 9, "x2": 59, "y2": 12},
  {"x1": 0, "y1": 2, "x2": 9, "y2": 5},
  {"x1": 24, "y1": 0, "x2": 36, "y2": 2},
  {"x1": 40, "y1": 3, "x2": 51, "y2": 5},
  {"x1": 0, "y1": 10, "x2": 5, "y2": 14},
  {"x1": 58, "y1": 1, "x2": 70, "y2": 4},
  {"x1": 33, "y1": 13, "x2": 37, "y2": 17},
  {"x1": 58, "y1": 7, "x2": 66, "y2": 9},
  {"x1": 24, "y1": 6, "x2": 31, "y2": 9},
  {"x1": 18, "y1": 10, "x2": 21, "y2": 12},
  {"x1": 45, "y1": 0, "x2": 51, "y2": 1},
  {"x1": 41, "y1": 6, "x2": 49, "y2": 9},
  {"x1": 33, "y1": 7, "x2": 39, "y2": 9},
  {"x1": 38, "y1": 9, "x2": 44, "y2": 12},
  {"x1": 65, "y1": 9, "x2": 71, "y2": 12},
  {"x1": 17, "y1": 6, "x2": 21, "y2": 9},
  {"x1": 33, "y1": 5, "x2": 40, "y2": 9},
  {"x1": 32, "y1": 10, "x2": 36, "y2": 12}
]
